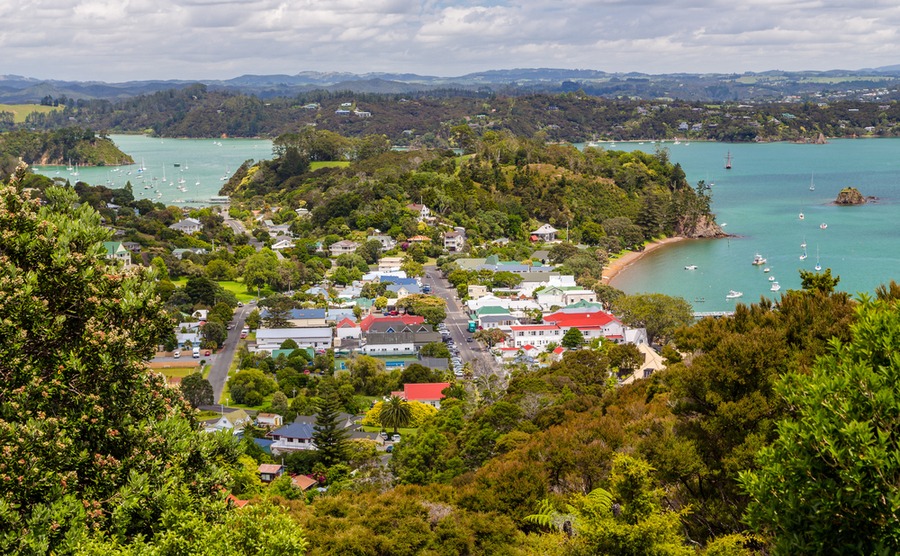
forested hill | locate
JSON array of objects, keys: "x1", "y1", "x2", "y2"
[
  {"x1": 0, "y1": 127, "x2": 132, "y2": 177},
  {"x1": 225, "y1": 130, "x2": 720, "y2": 264},
  {"x1": 20, "y1": 84, "x2": 900, "y2": 145}
]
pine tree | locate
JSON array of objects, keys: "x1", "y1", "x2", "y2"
[{"x1": 313, "y1": 394, "x2": 350, "y2": 467}]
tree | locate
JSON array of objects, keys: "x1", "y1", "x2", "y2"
[
  {"x1": 613, "y1": 293, "x2": 694, "y2": 345},
  {"x1": 242, "y1": 249, "x2": 278, "y2": 290},
  {"x1": 0, "y1": 170, "x2": 243, "y2": 551},
  {"x1": 260, "y1": 294, "x2": 295, "y2": 328},
  {"x1": 741, "y1": 297, "x2": 900, "y2": 554},
  {"x1": 185, "y1": 275, "x2": 220, "y2": 306},
  {"x1": 347, "y1": 355, "x2": 389, "y2": 396},
  {"x1": 379, "y1": 396, "x2": 413, "y2": 433},
  {"x1": 418, "y1": 342, "x2": 451, "y2": 360},
  {"x1": 201, "y1": 320, "x2": 227, "y2": 348},
  {"x1": 245, "y1": 308, "x2": 261, "y2": 330},
  {"x1": 313, "y1": 395, "x2": 350, "y2": 466},
  {"x1": 180, "y1": 372, "x2": 214, "y2": 407},
  {"x1": 229, "y1": 368, "x2": 278, "y2": 405},
  {"x1": 608, "y1": 343, "x2": 643, "y2": 375},
  {"x1": 561, "y1": 327, "x2": 586, "y2": 349}
]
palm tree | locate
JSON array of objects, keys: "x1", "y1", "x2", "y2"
[{"x1": 379, "y1": 395, "x2": 412, "y2": 434}]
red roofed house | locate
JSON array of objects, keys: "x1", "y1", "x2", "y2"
[
  {"x1": 550, "y1": 345, "x2": 567, "y2": 362},
  {"x1": 291, "y1": 474, "x2": 318, "y2": 491},
  {"x1": 407, "y1": 235, "x2": 432, "y2": 243},
  {"x1": 400, "y1": 382, "x2": 450, "y2": 408},
  {"x1": 335, "y1": 317, "x2": 362, "y2": 340},
  {"x1": 258, "y1": 463, "x2": 284, "y2": 483},
  {"x1": 542, "y1": 311, "x2": 627, "y2": 343},
  {"x1": 359, "y1": 314, "x2": 425, "y2": 333}
]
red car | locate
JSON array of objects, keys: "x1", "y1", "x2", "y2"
[{"x1": 204, "y1": 349, "x2": 211, "y2": 356}]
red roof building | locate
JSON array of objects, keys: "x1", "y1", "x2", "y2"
[
  {"x1": 542, "y1": 311, "x2": 626, "y2": 342},
  {"x1": 402, "y1": 382, "x2": 450, "y2": 408},
  {"x1": 359, "y1": 314, "x2": 425, "y2": 332}
]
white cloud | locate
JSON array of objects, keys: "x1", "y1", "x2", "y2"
[{"x1": 4, "y1": 0, "x2": 900, "y2": 80}]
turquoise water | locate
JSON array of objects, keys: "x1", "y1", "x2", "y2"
[
  {"x1": 603, "y1": 139, "x2": 900, "y2": 310},
  {"x1": 32, "y1": 135, "x2": 273, "y2": 207}
]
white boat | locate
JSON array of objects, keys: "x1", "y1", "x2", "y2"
[
  {"x1": 769, "y1": 276, "x2": 775, "y2": 282},
  {"x1": 799, "y1": 212, "x2": 804, "y2": 220},
  {"x1": 809, "y1": 173, "x2": 815, "y2": 191},
  {"x1": 820, "y1": 223, "x2": 827, "y2": 230},
  {"x1": 752, "y1": 253, "x2": 767, "y2": 266},
  {"x1": 815, "y1": 246, "x2": 822, "y2": 271},
  {"x1": 800, "y1": 244, "x2": 808, "y2": 260},
  {"x1": 726, "y1": 290, "x2": 743, "y2": 299},
  {"x1": 763, "y1": 267, "x2": 771, "y2": 273},
  {"x1": 684, "y1": 265, "x2": 698, "y2": 270},
  {"x1": 770, "y1": 282, "x2": 781, "y2": 292},
  {"x1": 801, "y1": 238, "x2": 807, "y2": 249}
]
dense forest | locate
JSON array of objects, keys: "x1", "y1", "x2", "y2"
[
  {"x1": 0, "y1": 127, "x2": 132, "y2": 178},
  {"x1": 16, "y1": 84, "x2": 900, "y2": 145}
]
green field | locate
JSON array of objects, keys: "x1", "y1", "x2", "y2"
[
  {"x1": 170, "y1": 278, "x2": 271, "y2": 302},
  {"x1": 310, "y1": 161, "x2": 350, "y2": 170},
  {"x1": 0, "y1": 104, "x2": 60, "y2": 123}
]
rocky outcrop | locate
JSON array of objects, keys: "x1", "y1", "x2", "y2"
[
  {"x1": 675, "y1": 213, "x2": 728, "y2": 239},
  {"x1": 834, "y1": 187, "x2": 867, "y2": 205}
]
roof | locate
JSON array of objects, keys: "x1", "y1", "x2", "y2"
[
  {"x1": 255, "y1": 328, "x2": 333, "y2": 340},
  {"x1": 380, "y1": 276, "x2": 418, "y2": 286},
  {"x1": 258, "y1": 464, "x2": 283, "y2": 474},
  {"x1": 543, "y1": 311, "x2": 619, "y2": 329},
  {"x1": 291, "y1": 475, "x2": 318, "y2": 490},
  {"x1": 510, "y1": 325, "x2": 561, "y2": 332},
  {"x1": 475, "y1": 306, "x2": 511, "y2": 317},
  {"x1": 408, "y1": 235, "x2": 432, "y2": 242},
  {"x1": 359, "y1": 314, "x2": 425, "y2": 332},
  {"x1": 336, "y1": 317, "x2": 359, "y2": 328},
  {"x1": 260, "y1": 308, "x2": 326, "y2": 320},
  {"x1": 268, "y1": 422, "x2": 315, "y2": 439},
  {"x1": 404, "y1": 382, "x2": 450, "y2": 401}
]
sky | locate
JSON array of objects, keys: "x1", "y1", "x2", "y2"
[{"x1": 5, "y1": 0, "x2": 900, "y2": 82}]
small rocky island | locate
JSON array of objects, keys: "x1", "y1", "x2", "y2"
[{"x1": 834, "y1": 187, "x2": 872, "y2": 205}]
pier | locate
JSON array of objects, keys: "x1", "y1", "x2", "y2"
[{"x1": 693, "y1": 311, "x2": 735, "y2": 319}]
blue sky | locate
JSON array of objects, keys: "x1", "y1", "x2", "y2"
[{"x1": 5, "y1": 0, "x2": 900, "y2": 81}]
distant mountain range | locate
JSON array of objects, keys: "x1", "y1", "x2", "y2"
[{"x1": 5, "y1": 66, "x2": 900, "y2": 103}]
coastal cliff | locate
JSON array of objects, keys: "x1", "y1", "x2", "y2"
[{"x1": 675, "y1": 214, "x2": 728, "y2": 239}]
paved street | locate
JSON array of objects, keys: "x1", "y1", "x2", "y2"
[
  {"x1": 208, "y1": 302, "x2": 252, "y2": 402},
  {"x1": 423, "y1": 266, "x2": 497, "y2": 374}
]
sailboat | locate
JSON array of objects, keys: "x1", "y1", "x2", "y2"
[
  {"x1": 809, "y1": 173, "x2": 815, "y2": 191},
  {"x1": 725, "y1": 151, "x2": 733, "y2": 169},
  {"x1": 799, "y1": 245, "x2": 808, "y2": 261},
  {"x1": 815, "y1": 247, "x2": 822, "y2": 272}
]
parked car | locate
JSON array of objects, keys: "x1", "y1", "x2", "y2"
[
  {"x1": 392, "y1": 434, "x2": 401, "y2": 442},
  {"x1": 173, "y1": 349, "x2": 181, "y2": 359},
  {"x1": 204, "y1": 349, "x2": 211, "y2": 356},
  {"x1": 237, "y1": 302, "x2": 243, "y2": 307},
  {"x1": 192, "y1": 347, "x2": 200, "y2": 358},
  {"x1": 386, "y1": 445, "x2": 394, "y2": 453}
]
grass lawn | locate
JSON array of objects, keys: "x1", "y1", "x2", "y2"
[
  {"x1": 170, "y1": 278, "x2": 271, "y2": 302},
  {"x1": 310, "y1": 161, "x2": 350, "y2": 170},
  {"x1": 157, "y1": 366, "x2": 199, "y2": 379},
  {"x1": 0, "y1": 104, "x2": 59, "y2": 124},
  {"x1": 196, "y1": 410, "x2": 220, "y2": 420}
]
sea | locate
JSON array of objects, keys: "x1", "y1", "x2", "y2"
[
  {"x1": 29, "y1": 134, "x2": 900, "y2": 310},
  {"x1": 31, "y1": 134, "x2": 273, "y2": 207},
  {"x1": 594, "y1": 139, "x2": 900, "y2": 311}
]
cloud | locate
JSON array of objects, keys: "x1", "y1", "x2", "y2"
[{"x1": 5, "y1": 0, "x2": 900, "y2": 81}]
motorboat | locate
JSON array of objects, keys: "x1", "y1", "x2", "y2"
[
  {"x1": 770, "y1": 282, "x2": 781, "y2": 292},
  {"x1": 726, "y1": 290, "x2": 743, "y2": 299},
  {"x1": 763, "y1": 267, "x2": 771, "y2": 273},
  {"x1": 799, "y1": 212, "x2": 804, "y2": 220},
  {"x1": 752, "y1": 253, "x2": 767, "y2": 266},
  {"x1": 769, "y1": 276, "x2": 775, "y2": 282},
  {"x1": 820, "y1": 223, "x2": 828, "y2": 230},
  {"x1": 684, "y1": 265, "x2": 698, "y2": 270}
]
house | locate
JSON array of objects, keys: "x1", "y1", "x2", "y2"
[
  {"x1": 258, "y1": 463, "x2": 284, "y2": 483},
  {"x1": 271, "y1": 238, "x2": 295, "y2": 251},
  {"x1": 335, "y1": 317, "x2": 362, "y2": 340},
  {"x1": 377, "y1": 256, "x2": 405, "y2": 272},
  {"x1": 386, "y1": 283, "x2": 420, "y2": 300},
  {"x1": 542, "y1": 310, "x2": 638, "y2": 344},
  {"x1": 407, "y1": 235, "x2": 432, "y2": 244},
  {"x1": 329, "y1": 240, "x2": 360, "y2": 257},
  {"x1": 203, "y1": 409, "x2": 252, "y2": 434},
  {"x1": 508, "y1": 324, "x2": 564, "y2": 348},
  {"x1": 256, "y1": 413, "x2": 284, "y2": 428},
  {"x1": 467, "y1": 284, "x2": 489, "y2": 299},
  {"x1": 171, "y1": 247, "x2": 208, "y2": 260},
  {"x1": 550, "y1": 345, "x2": 567, "y2": 362},
  {"x1": 263, "y1": 220, "x2": 292, "y2": 238},
  {"x1": 443, "y1": 229, "x2": 466, "y2": 252},
  {"x1": 260, "y1": 308, "x2": 327, "y2": 328},
  {"x1": 362, "y1": 318, "x2": 440, "y2": 356},
  {"x1": 474, "y1": 306, "x2": 517, "y2": 329},
  {"x1": 406, "y1": 203, "x2": 431, "y2": 222},
  {"x1": 103, "y1": 241, "x2": 131, "y2": 266},
  {"x1": 368, "y1": 234, "x2": 396, "y2": 251},
  {"x1": 122, "y1": 241, "x2": 142, "y2": 253},
  {"x1": 291, "y1": 474, "x2": 318, "y2": 491},
  {"x1": 267, "y1": 422, "x2": 316, "y2": 454},
  {"x1": 400, "y1": 382, "x2": 450, "y2": 408},
  {"x1": 359, "y1": 314, "x2": 426, "y2": 333},
  {"x1": 530, "y1": 224, "x2": 559, "y2": 242},
  {"x1": 253, "y1": 328, "x2": 333, "y2": 352},
  {"x1": 169, "y1": 218, "x2": 203, "y2": 234}
]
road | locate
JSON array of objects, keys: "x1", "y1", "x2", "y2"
[
  {"x1": 208, "y1": 302, "x2": 252, "y2": 403},
  {"x1": 423, "y1": 266, "x2": 497, "y2": 374},
  {"x1": 222, "y1": 211, "x2": 248, "y2": 237}
]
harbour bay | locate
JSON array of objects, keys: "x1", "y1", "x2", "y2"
[{"x1": 604, "y1": 138, "x2": 900, "y2": 311}]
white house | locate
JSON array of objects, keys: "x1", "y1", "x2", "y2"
[
  {"x1": 103, "y1": 241, "x2": 131, "y2": 266},
  {"x1": 335, "y1": 318, "x2": 362, "y2": 340},
  {"x1": 531, "y1": 224, "x2": 558, "y2": 242},
  {"x1": 443, "y1": 230, "x2": 466, "y2": 252},
  {"x1": 267, "y1": 422, "x2": 316, "y2": 454},
  {"x1": 368, "y1": 234, "x2": 396, "y2": 251},
  {"x1": 330, "y1": 240, "x2": 360, "y2": 257},
  {"x1": 203, "y1": 409, "x2": 252, "y2": 434},
  {"x1": 378, "y1": 256, "x2": 405, "y2": 273},
  {"x1": 406, "y1": 203, "x2": 432, "y2": 222},
  {"x1": 253, "y1": 328, "x2": 333, "y2": 352},
  {"x1": 508, "y1": 324, "x2": 564, "y2": 348},
  {"x1": 271, "y1": 238, "x2": 295, "y2": 251},
  {"x1": 169, "y1": 218, "x2": 203, "y2": 234}
]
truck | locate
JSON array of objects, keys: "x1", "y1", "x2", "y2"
[
  {"x1": 192, "y1": 347, "x2": 201, "y2": 358},
  {"x1": 467, "y1": 320, "x2": 477, "y2": 333}
]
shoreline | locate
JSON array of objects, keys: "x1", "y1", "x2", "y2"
[{"x1": 602, "y1": 237, "x2": 688, "y2": 286}]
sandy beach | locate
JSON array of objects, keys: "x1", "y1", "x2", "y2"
[{"x1": 602, "y1": 237, "x2": 687, "y2": 286}]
